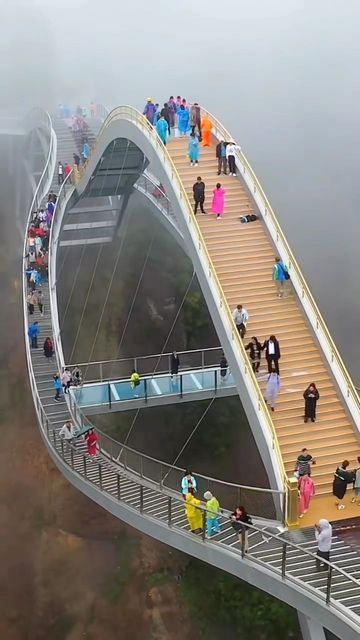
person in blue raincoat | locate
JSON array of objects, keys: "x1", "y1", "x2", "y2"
[
  {"x1": 188, "y1": 133, "x2": 200, "y2": 165},
  {"x1": 178, "y1": 104, "x2": 189, "y2": 136},
  {"x1": 156, "y1": 115, "x2": 168, "y2": 145}
]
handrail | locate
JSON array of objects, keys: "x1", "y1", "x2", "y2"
[{"x1": 91, "y1": 105, "x2": 288, "y2": 493}]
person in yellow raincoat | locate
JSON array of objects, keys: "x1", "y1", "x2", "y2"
[
  {"x1": 201, "y1": 115, "x2": 213, "y2": 146},
  {"x1": 185, "y1": 488, "x2": 203, "y2": 533}
]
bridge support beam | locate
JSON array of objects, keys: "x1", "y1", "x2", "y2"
[{"x1": 298, "y1": 612, "x2": 327, "y2": 640}]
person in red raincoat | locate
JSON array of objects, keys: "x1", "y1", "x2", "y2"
[{"x1": 85, "y1": 428, "x2": 99, "y2": 457}]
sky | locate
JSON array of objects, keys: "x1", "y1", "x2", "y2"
[{"x1": 1, "y1": 0, "x2": 360, "y2": 378}]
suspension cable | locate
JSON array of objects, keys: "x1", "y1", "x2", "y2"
[
  {"x1": 123, "y1": 408, "x2": 141, "y2": 446},
  {"x1": 152, "y1": 270, "x2": 195, "y2": 375},
  {"x1": 60, "y1": 243, "x2": 86, "y2": 328},
  {"x1": 68, "y1": 244, "x2": 103, "y2": 364},
  {"x1": 57, "y1": 245, "x2": 70, "y2": 282}
]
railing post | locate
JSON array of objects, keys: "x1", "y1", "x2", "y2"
[
  {"x1": 144, "y1": 378, "x2": 147, "y2": 403},
  {"x1": 117, "y1": 474, "x2": 121, "y2": 500},
  {"x1": 70, "y1": 448, "x2": 74, "y2": 468},
  {"x1": 52, "y1": 430, "x2": 56, "y2": 447},
  {"x1": 167, "y1": 496, "x2": 172, "y2": 526},
  {"x1": 99, "y1": 362, "x2": 103, "y2": 382},
  {"x1": 241, "y1": 528, "x2": 246, "y2": 559},
  {"x1": 60, "y1": 438, "x2": 64, "y2": 457},
  {"x1": 214, "y1": 369, "x2": 218, "y2": 394},
  {"x1": 202, "y1": 510, "x2": 207, "y2": 541},
  {"x1": 83, "y1": 455, "x2": 87, "y2": 478},
  {"x1": 108, "y1": 382, "x2": 112, "y2": 409},
  {"x1": 159, "y1": 463, "x2": 163, "y2": 487},
  {"x1": 201, "y1": 350, "x2": 205, "y2": 370},
  {"x1": 180, "y1": 374, "x2": 183, "y2": 398},
  {"x1": 140, "y1": 455, "x2": 144, "y2": 478},
  {"x1": 281, "y1": 543, "x2": 287, "y2": 578},
  {"x1": 286, "y1": 477, "x2": 299, "y2": 528},
  {"x1": 326, "y1": 565, "x2": 333, "y2": 605},
  {"x1": 139, "y1": 485, "x2": 144, "y2": 513},
  {"x1": 99, "y1": 463, "x2": 102, "y2": 490}
]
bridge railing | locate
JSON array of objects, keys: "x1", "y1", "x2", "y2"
[
  {"x1": 201, "y1": 105, "x2": 360, "y2": 436},
  {"x1": 136, "y1": 172, "x2": 180, "y2": 232}
]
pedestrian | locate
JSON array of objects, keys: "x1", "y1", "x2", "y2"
[
  {"x1": 156, "y1": 115, "x2": 168, "y2": 146},
  {"x1": 160, "y1": 103, "x2": 171, "y2": 134},
  {"x1": 204, "y1": 491, "x2": 221, "y2": 537},
  {"x1": 181, "y1": 470, "x2": 197, "y2": 498},
  {"x1": 185, "y1": 488, "x2": 203, "y2": 533},
  {"x1": 36, "y1": 290, "x2": 44, "y2": 316},
  {"x1": 58, "y1": 161, "x2": 64, "y2": 184},
  {"x1": 262, "y1": 335, "x2": 281, "y2": 374},
  {"x1": 61, "y1": 368, "x2": 72, "y2": 394},
  {"x1": 226, "y1": 141, "x2": 240, "y2": 176},
  {"x1": 73, "y1": 153, "x2": 80, "y2": 168},
  {"x1": 230, "y1": 506, "x2": 253, "y2": 552},
  {"x1": 216, "y1": 140, "x2": 227, "y2": 175},
  {"x1": 232, "y1": 304, "x2": 249, "y2": 339},
  {"x1": 211, "y1": 183, "x2": 226, "y2": 219},
  {"x1": 193, "y1": 176, "x2": 206, "y2": 214},
  {"x1": 59, "y1": 420, "x2": 78, "y2": 441},
  {"x1": 143, "y1": 98, "x2": 156, "y2": 124},
  {"x1": 219, "y1": 352, "x2": 228, "y2": 379},
  {"x1": 303, "y1": 383, "x2": 320, "y2": 423},
  {"x1": 245, "y1": 336, "x2": 262, "y2": 373},
  {"x1": 130, "y1": 369, "x2": 141, "y2": 397},
  {"x1": 28, "y1": 320, "x2": 40, "y2": 348},
  {"x1": 315, "y1": 519, "x2": 332, "y2": 571},
  {"x1": 85, "y1": 428, "x2": 99, "y2": 458},
  {"x1": 64, "y1": 163, "x2": 72, "y2": 182},
  {"x1": 265, "y1": 370, "x2": 281, "y2": 411},
  {"x1": 53, "y1": 374, "x2": 62, "y2": 401},
  {"x1": 190, "y1": 103, "x2": 201, "y2": 138},
  {"x1": 43, "y1": 337, "x2": 54, "y2": 358},
  {"x1": 273, "y1": 256, "x2": 290, "y2": 298},
  {"x1": 189, "y1": 133, "x2": 200, "y2": 166},
  {"x1": 177, "y1": 104, "x2": 189, "y2": 136},
  {"x1": 351, "y1": 456, "x2": 360, "y2": 504},
  {"x1": 27, "y1": 291, "x2": 36, "y2": 315},
  {"x1": 72, "y1": 366, "x2": 83, "y2": 386},
  {"x1": 201, "y1": 114, "x2": 212, "y2": 146},
  {"x1": 295, "y1": 448, "x2": 316, "y2": 478},
  {"x1": 168, "y1": 96, "x2": 177, "y2": 129},
  {"x1": 82, "y1": 140, "x2": 91, "y2": 163},
  {"x1": 170, "y1": 351, "x2": 180, "y2": 377},
  {"x1": 333, "y1": 460, "x2": 355, "y2": 509},
  {"x1": 299, "y1": 473, "x2": 316, "y2": 518}
]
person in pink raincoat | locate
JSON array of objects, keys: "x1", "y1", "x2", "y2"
[
  {"x1": 211, "y1": 183, "x2": 226, "y2": 219},
  {"x1": 299, "y1": 473, "x2": 315, "y2": 518}
]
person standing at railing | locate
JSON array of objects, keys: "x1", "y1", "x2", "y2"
[
  {"x1": 59, "y1": 420, "x2": 79, "y2": 442},
  {"x1": 204, "y1": 491, "x2": 221, "y2": 537},
  {"x1": 333, "y1": 460, "x2": 355, "y2": 510},
  {"x1": 189, "y1": 133, "x2": 200, "y2": 166},
  {"x1": 299, "y1": 473, "x2": 315, "y2": 518},
  {"x1": 216, "y1": 140, "x2": 228, "y2": 175},
  {"x1": 201, "y1": 114, "x2": 213, "y2": 147},
  {"x1": 185, "y1": 488, "x2": 203, "y2": 534},
  {"x1": 233, "y1": 304, "x2": 249, "y2": 339},
  {"x1": 315, "y1": 519, "x2": 332, "y2": 571},
  {"x1": 351, "y1": 457, "x2": 360, "y2": 505},
  {"x1": 211, "y1": 183, "x2": 226, "y2": 219},
  {"x1": 170, "y1": 351, "x2": 180, "y2": 377},
  {"x1": 273, "y1": 257, "x2": 290, "y2": 298},
  {"x1": 230, "y1": 506, "x2": 253, "y2": 552},
  {"x1": 265, "y1": 370, "x2": 281, "y2": 412},
  {"x1": 193, "y1": 176, "x2": 206, "y2": 214},
  {"x1": 262, "y1": 335, "x2": 281, "y2": 374},
  {"x1": 226, "y1": 142, "x2": 240, "y2": 176},
  {"x1": 220, "y1": 352, "x2": 228, "y2": 380},
  {"x1": 181, "y1": 471, "x2": 197, "y2": 498},
  {"x1": 130, "y1": 369, "x2": 141, "y2": 397},
  {"x1": 303, "y1": 383, "x2": 320, "y2": 423},
  {"x1": 156, "y1": 115, "x2": 169, "y2": 146},
  {"x1": 28, "y1": 321, "x2": 40, "y2": 348}
]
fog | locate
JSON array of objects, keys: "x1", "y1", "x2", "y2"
[{"x1": 1, "y1": 0, "x2": 360, "y2": 378}]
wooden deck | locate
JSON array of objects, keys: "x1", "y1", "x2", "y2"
[{"x1": 167, "y1": 136, "x2": 360, "y2": 524}]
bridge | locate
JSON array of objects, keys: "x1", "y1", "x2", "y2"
[{"x1": 23, "y1": 105, "x2": 360, "y2": 640}]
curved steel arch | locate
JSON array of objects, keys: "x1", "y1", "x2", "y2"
[{"x1": 23, "y1": 107, "x2": 360, "y2": 640}]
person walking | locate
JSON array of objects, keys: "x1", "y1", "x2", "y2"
[
  {"x1": 262, "y1": 335, "x2": 281, "y2": 374},
  {"x1": 61, "y1": 368, "x2": 72, "y2": 394},
  {"x1": 315, "y1": 519, "x2": 332, "y2": 571},
  {"x1": 232, "y1": 304, "x2": 249, "y2": 339},
  {"x1": 73, "y1": 153, "x2": 80, "y2": 168},
  {"x1": 193, "y1": 176, "x2": 206, "y2": 214},
  {"x1": 230, "y1": 506, "x2": 253, "y2": 552},
  {"x1": 190, "y1": 103, "x2": 201, "y2": 138},
  {"x1": 303, "y1": 383, "x2": 320, "y2": 423},
  {"x1": 143, "y1": 98, "x2": 156, "y2": 125},
  {"x1": 156, "y1": 115, "x2": 169, "y2": 145},
  {"x1": 53, "y1": 373, "x2": 62, "y2": 401},
  {"x1": 43, "y1": 337, "x2": 54, "y2": 359},
  {"x1": 226, "y1": 141, "x2": 240, "y2": 176},
  {"x1": 170, "y1": 351, "x2": 180, "y2": 377},
  {"x1": 265, "y1": 370, "x2": 281, "y2": 411},
  {"x1": 28, "y1": 321, "x2": 40, "y2": 348},
  {"x1": 273, "y1": 257, "x2": 290, "y2": 298},
  {"x1": 85, "y1": 428, "x2": 99, "y2": 458},
  {"x1": 245, "y1": 336, "x2": 262, "y2": 373},
  {"x1": 58, "y1": 161, "x2": 64, "y2": 184},
  {"x1": 185, "y1": 488, "x2": 203, "y2": 533},
  {"x1": 177, "y1": 104, "x2": 190, "y2": 136},
  {"x1": 130, "y1": 369, "x2": 141, "y2": 397},
  {"x1": 27, "y1": 291, "x2": 36, "y2": 315},
  {"x1": 201, "y1": 114, "x2": 212, "y2": 146},
  {"x1": 219, "y1": 352, "x2": 228, "y2": 380},
  {"x1": 189, "y1": 133, "x2": 200, "y2": 166},
  {"x1": 160, "y1": 103, "x2": 171, "y2": 134},
  {"x1": 216, "y1": 140, "x2": 227, "y2": 175},
  {"x1": 333, "y1": 460, "x2": 355, "y2": 509},
  {"x1": 36, "y1": 290, "x2": 44, "y2": 316},
  {"x1": 211, "y1": 183, "x2": 226, "y2": 219},
  {"x1": 59, "y1": 420, "x2": 78, "y2": 442},
  {"x1": 299, "y1": 473, "x2": 316, "y2": 518},
  {"x1": 168, "y1": 96, "x2": 177, "y2": 129},
  {"x1": 82, "y1": 141, "x2": 91, "y2": 163},
  {"x1": 295, "y1": 448, "x2": 316, "y2": 478},
  {"x1": 204, "y1": 491, "x2": 221, "y2": 537},
  {"x1": 351, "y1": 456, "x2": 360, "y2": 505},
  {"x1": 181, "y1": 471, "x2": 197, "y2": 498}
]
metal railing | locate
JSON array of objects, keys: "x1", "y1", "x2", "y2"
[{"x1": 135, "y1": 171, "x2": 181, "y2": 234}]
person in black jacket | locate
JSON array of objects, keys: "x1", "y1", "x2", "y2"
[
  {"x1": 170, "y1": 351, "x2": 180, "y2": 377},
  {"x1": 262, "y1": 335, "x2": 280, "y2": 374},
  {"x1": 193, "y1": 177, "x2": 206, "y2": 214},
  {"x1": 245, "y1": 336, "x2": 262, "y2": 372},
  {"x1": 216, "y1": 140, "x2": 228, "y2": 175},
  {"x1": 230, "y1": 506, "x2": 252, "y2": 552},
  {"x1": 333, "y1": 460, "x2": 355, "y2": 509},
  {"x1": 160, "y1": 102, "x2": 171, "y2": 134},
  {"x1": 219, "y1": 352, "x2": 228, "y2": 379},
  {"x1": 303, "y1": 383, "x2": 320, "y2": 423}
]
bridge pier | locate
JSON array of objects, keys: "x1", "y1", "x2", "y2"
[{"x1": 298, "y1": 612, "x2": 327, "y2": 640}]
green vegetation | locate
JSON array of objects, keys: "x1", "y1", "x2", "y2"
[
  {"x1": 103, "y1": 537, "x2": 136, "y2": 603},
  {"x1": 180, "y1": 559, "x2": 300, "y2": 640}
]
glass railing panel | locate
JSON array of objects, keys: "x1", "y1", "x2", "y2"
[{"x1": 73, "y1": 384, "x2": 109, "y2": 407}]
